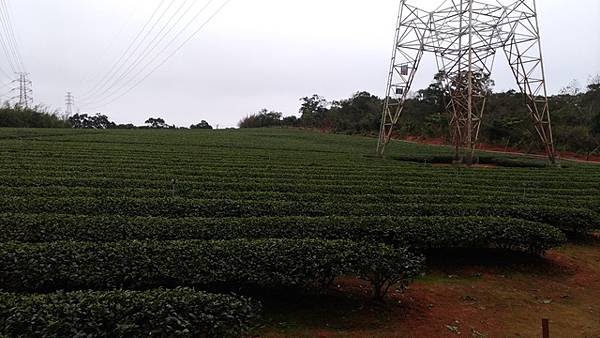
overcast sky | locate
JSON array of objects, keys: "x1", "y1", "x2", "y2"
[{"x1": 1, "y1": 0, "x2": 599, "y2": 127}]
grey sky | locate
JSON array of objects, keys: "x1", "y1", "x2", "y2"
[{"x1": 2, "y1": 0, "x2": 599, "y2": 127}]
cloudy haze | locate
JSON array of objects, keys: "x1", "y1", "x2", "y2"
[{"x1": 2, "y1": 0, "x2": 599, "y2": 127}]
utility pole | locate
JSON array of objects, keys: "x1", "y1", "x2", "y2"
[
  {"x1": 11, "y1": 72, "x2": 32, "y2": 108},
  {"x1": 65, "y1": 91, "x2": 74, "y2": 116}
]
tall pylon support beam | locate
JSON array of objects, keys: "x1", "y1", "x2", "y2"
[
  {"x1": 377, "y1": 1, "x2": 428, "y2": 155},
  {"x1": 502, "y1": 0, "x2": 556, "y2": 164},
  {"x1": 432, "y1": 0, "x2": 500, "y2": 164},
  {"x1": 378, "y1": 0, "x2": 558, "y2": 165}
]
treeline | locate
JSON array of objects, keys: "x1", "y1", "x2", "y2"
[
  {"x1": 67, "y1": 114, "x2": 215, "y2": 130},
  {"x1": 0, "y1": 105, "x2": 70, "y2": 128},
  {"x1": 239, "y1": 77, "x2": 600, "y2": 155},
  {"x1": 0, "y1": 106, "x2": 214, "y2": 130}
]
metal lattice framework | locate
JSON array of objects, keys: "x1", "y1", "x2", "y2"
[{"x1": 377, "y1": 0, "x2": 557, "y2": 164}]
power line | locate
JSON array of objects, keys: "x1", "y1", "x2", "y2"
[
  {"x1": 79, "y1": 0, "x2": 172, "y2": 100},
  {"x1": 79, "y1": 0, "x2": 171, "y2": 99},
  {"x1": 75, "y1": 1, "x2": 141, "y2": 90},
  {"x1": 79, "y1": 0, "x2": 193, "y2": 105},
  {"x1": 0, "y1": 16, "x2": 18, "y2": 73},
  {"x1": 0, "y1": 0, "x2": 25, "y2": 70},
  {"x1": 83, "y1": 0, "x2": 230, "y2": 109},
  {"x1": 79, "y1": 0, "x2": 217, "y2": 107},
  {"x1": 0, "y1": 0, "x2": 24, "y2": 72},
  {"x1": 78, "y1": 0, "x2": 202, "y2": 106}
]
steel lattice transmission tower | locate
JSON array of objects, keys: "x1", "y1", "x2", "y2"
[
  {"x1": 11, "y1": 72, "x2": 33, "y2": 108},
  {"x1": 65, "y1": 91, "x2": 75, "y2": 116},
  {"x1": 377, "y1": 0, "x2": 557, "y2": 164}
]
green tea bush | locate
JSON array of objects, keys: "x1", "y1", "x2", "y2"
[
  {"x1": 2, "y1": 186, "x2": 597, "y2": 213},
  {"x1": 0, "y1": 239, "x2": 423, "y2": 298},
  {"x1": 392, "y1": 155, "x2": 550, "y2": 168},
  {"x1": 0, "y1": 214, "x2": 566, "y2": 253},
  {"x1": 0, "y1": 288, "x2": 259, "y2": 338},
  {"x1": 0, "y1": 197, "x2": 595, "y2": 233}
]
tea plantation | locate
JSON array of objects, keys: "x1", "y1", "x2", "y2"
[{"x1": 0, "y1": 128, "x2": 598, "y2": 337}]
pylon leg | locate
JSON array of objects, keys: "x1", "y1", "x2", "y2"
[
  {"x1": 377, "y1": 2, "x2": 429, "y2": 156},
  {"x1": 503, "y1": 0, "x2": 557, "y2": 165}
]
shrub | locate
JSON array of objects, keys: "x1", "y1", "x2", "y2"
[
  {"x1": 392, "y1": 155, "x2": 550, "y2": 168},
  {"x1": 0, "y1": 106, "x2": 70, "y2": 128},
  {"x1": 0, "y1": 239, "x2": 423, "y2": 298},
  {"x1": 0, "y1": 197, "x2": 595, "y2": 233},
  {"x1": 0, "y1": 288, "x2": 259, "y2": 338},
  {"x1": 0, "y1": 214, "x2": 566, "y2": 253},
  {"x1": 238, "y1": 109, "x2": 284, "y2": 128}
]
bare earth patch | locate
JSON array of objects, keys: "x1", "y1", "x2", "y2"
[{"x1": 261, "y1": 237, "x2": 600, "y2": 337}]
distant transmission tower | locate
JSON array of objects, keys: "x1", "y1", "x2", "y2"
[
  {"x1": 11, "y1": 72, "x2": 33, "y2": 108},
  {"x1": 65, "y1": 91, "x2": 74, "y2": 116},
  {"x1": 378, "y1": 0, "x2": 556, "y2": 165}
]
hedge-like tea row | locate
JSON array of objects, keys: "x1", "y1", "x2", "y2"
[
  {"x1": 2, "y1": 161, "x2": 598, "y2": 187},
  {"x1": 1, "y1": 171, "x2": 596, "y2": 192},
  {"x1": 0, "y1": 288, "x2": 259, "y2": 338},
  {"x1": 5, "y1": 161, "x2": 599, "y2": 181},
  {"x1": 0, "y1": 214, "x2": 566, "y2": 253},
  {"x1": 0, "y1": 239, "x2": 423, "y2": 298},
  {"x1": 4, "y1": 167, "x2": 597, "y2": 188},
  {"x1": 0, "y1": 197, "x2": 596, "y2": 232},
  {"x1": 1, "y1": 186, "x2": 597, "y2": 212},
  {"x1": 392, "y1": 154, "x2": 552, "y2": 168}
]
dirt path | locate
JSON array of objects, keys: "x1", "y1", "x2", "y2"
[
  {"x1": 397, "y1": 137, "x2": 600, "y2": 164},
  {"x1": 261, "y1": 238, "x2": 600, "y2": 337}
]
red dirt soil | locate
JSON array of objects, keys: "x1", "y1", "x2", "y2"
[{"x1": 261, "y1": 237, "x2": 600, "y2": 337}]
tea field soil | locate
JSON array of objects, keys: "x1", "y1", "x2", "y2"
[{"x1": 261, "y1": 235, "x2": 600, "y2": 337}]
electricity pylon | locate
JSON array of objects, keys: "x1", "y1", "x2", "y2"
[
  {"x1": 377, "y1": 0, "x2": 557, "y2": 165},
  {"x1": 11, "y1": 72, "x2": 33, "y2": 108},
  {"x1": 65, "y1": 91, "x2": 74, "y2": 116}
]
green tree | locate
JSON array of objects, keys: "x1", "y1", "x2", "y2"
[
  {"x1": 238, "y1": 109, "x2": 284, "y2": 128},
  {"x1": 69, "y1": 113, "x2": 116, "y2": 129},
  {"x1": 0, "y1": 105, "x2": 70, "y2": 128},
  {"x1": 593, "y1": 113, "x2": 600, "y2": 135},
  {"x1": 328, "y1": 92, "x2": 382, "y2": 133},
  {"x1": 190, "y1": 120, "x2": 213, "y2": 130},
  {"x1": 299, "y1": 95, "x2": 328, "y2": 127},
  {"x1": 145, "y1": 117, "x2": 169, "y2": 129}
]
